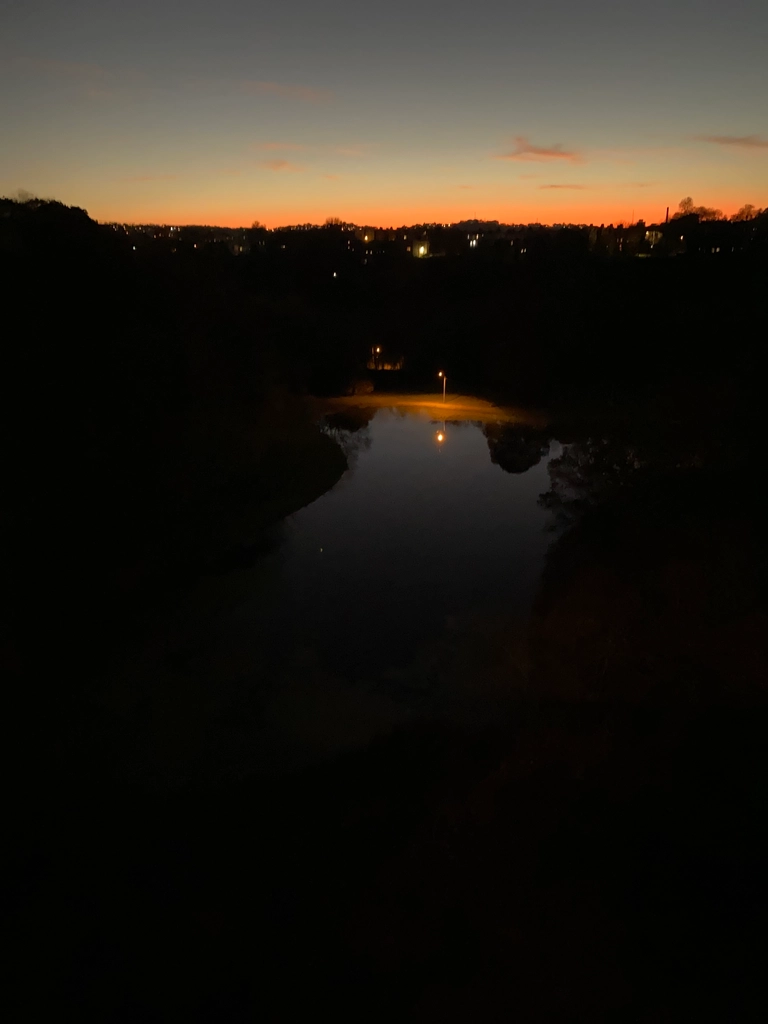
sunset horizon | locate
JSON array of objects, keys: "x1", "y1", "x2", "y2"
[
  {"x1": 3, "y1": 2, "x2": 766, "y2": 231},
  {"x1": 84, "y1": 191, "x2": 764, "y2": 230}
]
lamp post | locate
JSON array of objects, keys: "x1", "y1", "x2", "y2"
[{"x1": 438, "y1": 371, "x2": 446, "y2": 402}]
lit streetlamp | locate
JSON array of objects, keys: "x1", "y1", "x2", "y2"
[{"x1": 438, "y1": 371, "x2": 446, "y2": 402}]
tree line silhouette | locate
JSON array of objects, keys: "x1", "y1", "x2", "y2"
[{"x1": 2, "y1": 193, "x2": 765, "y2": 650}]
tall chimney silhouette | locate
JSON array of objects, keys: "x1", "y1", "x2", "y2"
[{"x1": 665, "y1": 206, "x2": 669, "y2": 224}]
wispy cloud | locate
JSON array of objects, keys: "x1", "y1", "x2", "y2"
[
  {"x1": 241, "y1": 80, "x2": 332, "y2": 104},
  {"x1": 259, "y1": 159, "x2": 303, "y2": 172},
  {"x1": 694, "y1": 134, "x2": 768, "y2": 150},
  {"x1": 496, "y1": 136, "x2": 583, "y2": 163},
  {"x1": 122, "y1": 174, "x2": 178, "y2": 182},
  {"x1": 539, "y1": 183, "x2": 588, "y2": 190}
]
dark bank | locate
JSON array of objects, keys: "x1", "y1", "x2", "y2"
[{"x1": 3, "y1": 198, "x2": 768, "y2": 1020}]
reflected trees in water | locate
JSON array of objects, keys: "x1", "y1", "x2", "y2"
[
  {"x1": 483, "y1": 424, "x2": 551, "y2": 474},
  {"x1": 322, "y1": 408, "x2": 374, "y2": 467},
  {"x1": 530, "y1": 433, "x2": 768, "y2": 705}
]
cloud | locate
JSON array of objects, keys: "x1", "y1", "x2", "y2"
[
  {"x1": 496, "y1": 136, "x2": 583, "y2": 163},
  {"x1": 122, "y1": 174, "x2": 178, "y2": 182},
  {"x1": 694, "y1": 134, "x2": 768, "y2": 150},
  {"x1": 241, "y1": 80, "x2": 332, "y2": 104},
  {"x1": 259, "y1": 159, "x2": 303, "y2": 172},
  {"x1": 539, "y1": 184, "x2": 588, "y2": 190}
]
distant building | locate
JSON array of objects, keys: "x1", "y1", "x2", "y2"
[
  {"x1": 367, "y1": 345, "x2": 404, "y2": 370},
  {"x1": 412, "y1": 239, "x2": 429, "y2": 258}
]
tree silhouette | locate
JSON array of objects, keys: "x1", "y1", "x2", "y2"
[
  {"x1": 672, "y1": 197, "x2": 723, "y2": 221},
  {"x1": 731, "y1": 204, "x2": 761, "y2": 222}
]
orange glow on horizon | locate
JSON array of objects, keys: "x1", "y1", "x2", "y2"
[{"x1": 90, "y1": 194, "x2": 764, "y2": 229}]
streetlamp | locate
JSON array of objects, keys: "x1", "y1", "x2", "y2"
[{"x1": 438, "y1": 371, "x2": 446, "y2": 402}]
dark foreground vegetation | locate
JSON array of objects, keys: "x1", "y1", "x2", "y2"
[{"x1": 3, "y1": 198, "x2": 768, "y2": 1019}]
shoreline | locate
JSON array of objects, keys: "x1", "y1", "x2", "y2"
[{"x1": 316, "y1": 393, "x2": 548, "y2": 427}]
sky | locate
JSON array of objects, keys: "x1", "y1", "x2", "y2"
[{"x1": 1, "y1": 0, "x2": 767, "y2": 226}]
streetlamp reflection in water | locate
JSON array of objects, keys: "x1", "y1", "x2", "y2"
[{"x1": 435, "y1": 421, "x2": 446, "y2": 446}]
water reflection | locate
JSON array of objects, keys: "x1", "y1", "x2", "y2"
[
  {"x1": 483, "y1": 423, "x2": 551, "y2": 474},
  {"x1": 279, "y1": 409, "x2": 557, "y2": 676},
  {"x1": 110, "y1": 404, "x2": 561, "y2": 782}
]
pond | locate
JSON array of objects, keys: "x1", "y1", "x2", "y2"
[
  {"x1": 113, "y1": 400, "x2": 561, "y2": 782},
  {"x1": 251, "y1": 405, "x2": 556, "y2": 673}
]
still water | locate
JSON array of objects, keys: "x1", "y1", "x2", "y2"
[
  {"x1": 120, "y1": 406, "x2": 562, "y2": 780},
  {"x1": 245, "y1": 409, "x2": 556, "y2": 672}
]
